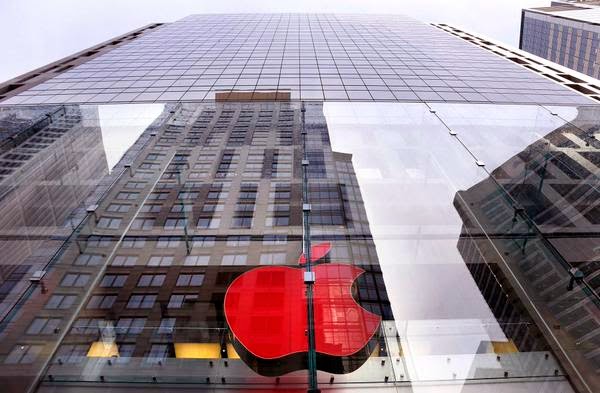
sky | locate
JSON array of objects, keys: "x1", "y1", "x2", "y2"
[{"x1": 0, "y1": 0, "x2": 549, "y2": 84}]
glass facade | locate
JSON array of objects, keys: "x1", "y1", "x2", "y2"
[
  {"x1": 0, "y1": 14, "x2": 592, "y2": 106},
  {"x1": 0, "y1": 99, "x2": 597, "y2": 393},
  {"x1": 0, "y1": 11, "x2": 598, "y2": 393}
]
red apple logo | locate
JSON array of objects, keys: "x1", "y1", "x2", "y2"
[{"x1": 224, "y1": 242, "x2": 381, "y2": 376}]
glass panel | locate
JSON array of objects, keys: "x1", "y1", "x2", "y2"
[{"x1": 0, "y1": 100, "x2": 596, "y2": 393}]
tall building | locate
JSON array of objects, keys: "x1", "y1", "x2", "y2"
[
  {"x1": 0, "y1": 13, "x2": 598, "y2": 393},
  {"x1": 521, "y1": 1, "x2": 600, "y2": 79}
]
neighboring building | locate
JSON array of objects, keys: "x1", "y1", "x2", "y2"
[
  {"x1": 521, "y1": 1, "x2": 600, "y2": 79},
  {"x1": 0, "y1": 13, "x2": 598, "y2": 393}
]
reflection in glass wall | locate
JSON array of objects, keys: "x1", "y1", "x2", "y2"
[{"x1": 0, "y1": 101, "x2": 597, "y2": 393}]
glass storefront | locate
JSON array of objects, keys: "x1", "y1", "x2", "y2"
[{"x1": 0, "y1": 100, "x2": 597, "y2": 393}]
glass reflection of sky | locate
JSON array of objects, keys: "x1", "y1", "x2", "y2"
[
  {"x1": 95, "y1": 104, "x2": 164, "y2": 172},
  {"x1": 323, "y1": 102, "x2": 573, "y2": 384}
]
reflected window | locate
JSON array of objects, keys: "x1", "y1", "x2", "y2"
[
  {"x1": 116, "y1": 318, "x2": 146, "y2": 335},
  {"x1": 121, "y1": 237, "x2": 146, "y2": 248},
  {"x1": 138, "y1": 274, "x2": 166, "y2": 287},
  {"x1": 184, "y1": 255, "x2": 210, "y2": 266},
  {"x1": 197, "y1": 217, "x2": 220, "y2": 229},
  {"x1": 168, "y1": 294, "x2": 197, "y2": 308},
  {"x1": 131, "y1": 218, "x2": 155, "y2": 230},
  {"x1": 86, "y1": 295, "x2": 117, "y2": 309},
  {"x1": 263, "y1": 234, "x2": 287, "y2": 245},
  {"x1": 116, "y1": 192, "x2": 139, "y2": 200},
  {"x1": 158, "y1": 318, "x2": 176, "y2": 334},
  {"x1": 140, "y1": 203, "x2": 162, "y2": 213},
  {"x1": 145, "y1": 344, "x2": 172, "y2": 364},
  {"x1": 60, "y1": 273, "x2": 90, "y2": 287},
  {"x1": 221, "y1": 254, "x2": 247, "y2": 265},
  {"x1": 111, "y1": 255, "x2": 138, "y2": 266},
  {"x1": 192, "y1": 236, "x2": 215, "y2": 248},
  {"x1": 176, "y1": 273, "x2": 205, "y2": 286},
  {"x1": 74, "y1": 254, "x2": 103, "y2": 266},
  {"x1": 147, "y1": 256, "x2": 173, "y2": 266},
  {"x1": 107, "y1": 203, "x2": 130, "y2": 213},
  {"x1": 100, "y1": 274, "x2": 128, "y2": 288},
  {"x1": 55, "y1": 344, "x2": 87, "y2": 364},
  {"x1": 96, "y1": 217, "x2": 121, "y2": 229},
  {"x1": 45, "y1": 294, "x2": 76, "y2": 309},
  {"x1": 226, "y1": 235, "x2": 251, "y2": 246},
  {"x1": 4, "y1": 345, "x2": 43, "y2": 364},
  {"x1": 127, "y1": 294, "x2": 156, "y2": 309},
  {"x1": 156, "y1": 237, "x2": 180, "y2": 248},
  {"x1": 259, "y1": 253, "x2": 286, "y2": 265},
  {"x1": 26, "y1": 318, "x2": 61, "y2": 335}
]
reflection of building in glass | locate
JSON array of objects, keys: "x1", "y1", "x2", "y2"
[
  {"x1": 0, "y1": 106, "x2": 108, "y2": 310},
  {"x1": 0, "y1": 101, "x2": 392, "y2": 391},
  {"x1": 454, "y1": 105, "x2": 600, "y2": 393},
  {"x1": 0, "y1": 106, "x2": 111, "y2": 392}
]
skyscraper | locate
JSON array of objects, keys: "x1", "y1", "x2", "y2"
[
  {"x1": 0, "y1": 13, "x2": 598, "y2": 393},
  {"x1": 521, "y1": 1, "x2": 600, "y2": 79}
]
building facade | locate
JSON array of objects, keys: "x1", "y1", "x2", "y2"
[
  {"x1": 0, "y1": 13, "x2": 598, "y2": 393},
  {"x1": 521, "y1": 1, "x2": 600, "y2": 79}
]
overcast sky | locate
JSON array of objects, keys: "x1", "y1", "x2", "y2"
[{"x1": 0, "y1": 0, "x2": 548, "y2": 84}]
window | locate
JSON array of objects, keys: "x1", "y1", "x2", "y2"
[
  {"x1": 260, "y1": 253, "x2": 286, "y2": 265},
  {"x1": 86, "y1": 295, "x2": 117, "y2": 309},
  {"x1": 232, "y1": 216, "x2": 252, "y2": 228},
  {"x1": 178, "y1": 191, "x2": 198, "y2": 199},
  {"x1": 60, "y1": 273, "x2": 90, "y2": 287},
  {"x1": 127, "y1": 294, "x2": 156, "y2": 309},
  {"x1": 226, "y1": 235, "x2": 251, "y2": 246},
  {"x1": 164, "y1": 218, "x2": 187, "y2": 229},
  {"x1": 71, "y1": 318, "x2": 103, "y2": 335},
  {"x1": 121, "y1": 237, "x2": 146, "y2": 248},
  {"x1": 107, "y1": 204, "x2": 130, "y2": 213},
  {"x1": 4, "y1": 345, "x2": 43, "y2": 364},
  {"x1": 131, "y1": 218, "x2": 155, "y2": 230},
  {"x1": 156, "y1": 236, "x2": 180, "y2": 248},
  {"x1": 171, "y1": 204, "x2": 192, "y2": 213},
  {"x1": 115, "y1": 344, "x2": 135, "y2": 363},
  {"x1": 197, "y1": 217, "x2": 220, "y2": 229},
  {"x1": 168, "y1": 294, "x2": 197, "y2": 308},
  {"x1": 221, "y1": 254, "x2": 247, "y2": 266},
  {"x1": 55, "y1": 344, "x2": 87, "y2": 364},
  {"x1": 148, "y1": 192, "x2": 169, "y2": 200},
  {"x1": 125, "y1": 181, "x2": 146, "y2": 189},
  {"x1": 176, "y1": 273, "x2": 205, "y2": 286},
  {"x1": 140, "y1": 203, "x2": 162, "y2": 213},
  {"x1": 138, "y1": 274, "x2": 166, "y2": 287},
  {"x1": 192, "y1": 236, "x2": 215, "y2": 247},
  {"x1": 147, "y1": 256, "x2": 173, "y2": 266},
  {"x1": 157, "y1": 318, "x2": 176, "y2": 334},
  {"x1": 74, "y1": 253, "x2": 103, "y2": 266},
  {"x1": 263, "y1": 234, "x2": 287, "y2": 245},
  {"x1": 266, "y1": 216, "x2": 289, "y2": 226},
  {"x1": 87, "y1": 236, "x2": 111, "y2": 248},
  {"x1": 111, "y1": 255, "x2": 138, "y2": 266},
  {"x1": 202, "y1": 203, "x2": 223, "y2": 212},
  {"x1": 184, "y1": 255, "x2": 210, "y2": 266},
  {"x1": 116, "y1": 318, "x2": 146, "y2": 335},
  {"x1": 27, "y1": 318, "x2": 61, "y2": 335},
  {"x1": 100, "y1": 274, "x2": 128, "y2": 287},
  {"x1": 45, "y1": 294, "x2": 76, "y2": 309},
  {"x1": 145, "y1": 344, "x2": 171, "y2": 364},
  {"x1": 116, "y1": 192, "x2": 139, "y2": 200}
]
